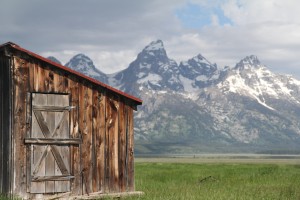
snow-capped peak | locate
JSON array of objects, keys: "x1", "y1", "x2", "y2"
[
  {"x1": 144, "y1": 40, "x2": 164, "y2": 51},
  {"x1": 47, "y1": 56, "x2": 62, "y2": 65},
  {"x1": 65, "y1": 54, "x2": 96, "y2": 71},
  {"x1": 65, "y1": 53, "x2": 108, "y2": 83},
  {"x1": 192, "y1": 54, "x2": 213, "y2": 66},
  {"x1": 235, "y1": 55, "x2": 261, "y2": 70},
  {"x1": 138, "y1": 40, "x2": 168, "y2": 60}
]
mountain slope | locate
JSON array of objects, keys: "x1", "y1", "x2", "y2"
[
  {"x1": 110, "y1": 40, "x2": 183, "y2": 96},
  {"x1": 63, "y1": 40, "x2": 300, "y2": 153},
  {"x1": 65, "y1": 53, "x2": 108, "y2": 84},
  {"x1": 47, "y1": 56, "x2": 62, "y2": 65}
]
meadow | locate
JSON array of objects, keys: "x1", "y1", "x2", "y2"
[
  {"x1": 125, "y1": 155, "x2": 300, "y2": 200},
  {"x1": 1, "y1": 155, "x2": 300, "y2": 199}
]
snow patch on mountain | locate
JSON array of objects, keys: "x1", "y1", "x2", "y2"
[
  {"x1": 179, "y1": 75, "x2": 198, "y2": 92},
  {"x1": 62, "y1": 39, "x2": 300, "y2": 152},
  {"x1": 65, "y1": 53, "x2": 108, "y2": 83},
  {"x1": 144, "y1": 40, "x2": 164, "y2": 51},
  {"x1": 137, "y1": 73, "x2": 162, "y2": 85}
]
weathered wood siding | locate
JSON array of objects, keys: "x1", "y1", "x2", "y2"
[
  {"x1": 9, "y1": 54, "x2": 136, "y2": 198},
  {"x1": 0, "y1": 55, "x2": 12, "y2": 195}
]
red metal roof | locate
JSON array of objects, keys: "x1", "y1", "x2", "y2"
[{"x1": 0, "y1": 42, "x2": 142, "y2": 105}]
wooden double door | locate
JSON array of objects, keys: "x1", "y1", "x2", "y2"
[{"x1": 25, "y1": 93, "x2": 80, "y2": 194}]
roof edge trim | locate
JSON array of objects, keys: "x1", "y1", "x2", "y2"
[{"x1": 1, "y1": 42, "x2": 142, "y2": 105}]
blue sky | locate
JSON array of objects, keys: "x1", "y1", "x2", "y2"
[
  {"x1": 176, "y1": 3, "x2": 232, "y2": 28},
  {"x1": 1, "y1": 0, "x2": 300, "y2": 78}
]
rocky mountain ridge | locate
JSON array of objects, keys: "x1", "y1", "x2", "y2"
[{"x1": 50, "y1": 40, "x2": 300, "y2": 153}]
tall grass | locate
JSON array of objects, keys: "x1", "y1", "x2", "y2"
[
  {"x1": 0, "y1": 195, "x2": 18, "y2": 200},
  {"x1": 126, "y1": 162, "x2": 300, "y2": 200}
]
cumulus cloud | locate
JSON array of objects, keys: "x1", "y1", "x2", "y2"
[{"x1": 1, "y1": 0, "x2": 300, "y2": 77}]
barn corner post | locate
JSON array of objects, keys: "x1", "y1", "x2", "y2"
[
  {"x1": 13, "y1": 55, "x2": 32, "y2": 199},
  {"x1": 0, "y1": 48, "x2": 14, "y2": 197},
  {"x1": 0, "y1": 42, "x2": 143, "y2": 199}
]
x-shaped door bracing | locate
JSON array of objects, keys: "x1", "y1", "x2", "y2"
[{"x1": 31, "y1": 106, "x2": 74, "y2": 179}]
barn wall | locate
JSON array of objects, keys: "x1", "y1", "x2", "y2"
[
  {"x1": 11, "y1": 55, "x2": 135, "y2": 198},
  {"x1": 0, "y1": 55, "x2": 13, "y2": 195}
]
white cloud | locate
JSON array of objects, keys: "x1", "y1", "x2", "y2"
[
  {"x1": 222, "y1": 0, "x2": 300, "y2": 25},
  {"x1": 1, "y1": 0, "x2": 300, "y2": 78}
]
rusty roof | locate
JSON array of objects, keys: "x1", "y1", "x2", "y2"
[{"x1": 0, "y1": 42, "x2": 142, "y2": 105}]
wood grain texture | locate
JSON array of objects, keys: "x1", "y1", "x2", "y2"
[
  {"x1": 98, "y1": 91, "x2": 106, "y2": 192},
  {"x1": 118, "y1": 101, "x2": 126, "y2": 192},
  {"x1": 30, "y1": 94, "x2": 71, "y2": 193},
  {"x1": 127, "y1": 106, "x2": 135, "y2": 191},
  {"x1": 3, "y1": 52, "x2": 138, "y2": 198},
  {"x1": 69, "y1": 77, "x2": 81, "y2": 196},
  {"x1": 12, "y1": 57, "x2": 28, "y2": 195},
  {"x1": 79, "y1": 85, "x2": 93, "y2": 195},
  {"x1": 92, "y1": 90, "x2": 99, "y2": 192},
  {"x1": 106, "y1": 96, "x2": 120, "y2": 192}
]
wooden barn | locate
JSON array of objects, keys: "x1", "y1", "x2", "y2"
[{"x1": 0, "y1": 42, "x2": 143, "y2": 199}]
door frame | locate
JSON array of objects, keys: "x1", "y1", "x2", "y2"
[{"x1": 25, "y1": 92, "x2": 81, "y2": 194}]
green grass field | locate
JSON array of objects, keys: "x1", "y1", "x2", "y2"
[
  {"x1": 1, "y1": 156, "x2": 300, "y2": 199},
  {"x1": 126, "y1": 157, "x2": 300, "y2": 200}
]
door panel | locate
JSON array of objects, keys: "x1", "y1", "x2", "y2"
[{"x1": 27, "y1": 93, "x2": 76, "y2": 194}]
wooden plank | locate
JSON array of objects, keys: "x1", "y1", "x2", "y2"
[
  {"x1": 45, "y1": 94, "x2": 55, "y2": 193},
  {"x1": 31, "y1": 93, "x2": 47, "y2": 193},
  {"x1": 113, "y1": 98, "x2": 120, "y2": 193},
  {"x1": 28, "y1": 61, "x2": 34, "y2": 91},
  {"x1": 33, "y1": 110, "x2": 69, "y2": 175},
  {"x1": 32, "y1": 175, "x2": 74, "y2": 182},
  {"x1": 31, "y1": 93, "x2": 72, "y2": 193},
  {"x1": 73, "y1": 191, "x2": 144, "y2": 200},
  {"x1": 24, "y1": 138, "x2": 81, "y2": 145},
  {"x1": 53, "y1": 71, "x2": 64, "y2": 93},
  {"x1": 86, "y1": 87, "x2": 93, "y2": 193},
  {"x1": 33, "y1": 105, "x2": 75, "y2": 112},
  {"x1": 53, "y1": 71, "x2": 64, "y2": 192},
  {"x1": 43, "y1": 67, "x2": 51, "y2": 92},
  {"x1": 92, "y1": 90, "x2": 99, "y2": 192},
  {"x1": 97, "y1": 92, "x2": 106, "y2": 192},
  {"x1": 12, "y1": 56, "x2": 29, "y2": 195},
  {"x1": 37, "y1": 63, "x2": 46, "y2": 92},
  {"x1": 0, "y1": 56, "x2": 3, "y2": 194},
  {"x1": 0, "y1": 56, "x2": 12, "y2": 195},
  {"x1": 127, "y1": 106, "x2": 135, "y2": 191},
  {"x1": 54, "y1": 94, "x2": 70, "y2": 193},
  {"x1": 107, "y1": 97, "x2": 119, "y2": 192},
  {"x1": 80, "y1": 85, "x2": 93, "y2": 194},
  {"x1": 26, "y1": 93, "x2": 32, "y2": 193},
  {"x1": 69, "y1": 78, "x2": 81, "y2": 195},
  {"x1": 78, "y1": 84, "x2": 86, "y2": 195},
  {"x1": 32, "y1": 62, "x2": 39, "y2": 92},
  {"x1": 104, "y1": 95, "x2": 110, "y2": 192},
  {"x1": 52, "y1": 111, "x2": 70, "y2": 138},
  {"x1": 38, "y1": 191, "x2": 144, "y2": 200},
  {"x1": 118, "y1": 101, "x2": 126, "y2": 192},
  {"x1": 45, "y1": 67, "x2": 55, "y2": 92},
  {"x1": 32, "y1": 145, "x2": 51, "y2": 177}
]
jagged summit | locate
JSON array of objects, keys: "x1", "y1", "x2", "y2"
[
  {"x1": 144, "y1": 39, "x2": 164, "y2": 51},
  {"x1": 193, "y1": 53, "x2": 212, "y2": 65},
  {"x1": 235, "y1": 55, "x2": 261, "y2": 70},
  {"x1": 112, "y1": 39, "x2": 182, "y2": 94},
  {"x1": 65, "y1": 53, "x2": 108, "y2": 83},
  {"x1": 65, "y1": 54, "x2": 97, "y2": 74},
  {"x1": 178, "y1": 53, "x2": 220, "y2": 90},
  {"x1": 138, "y1": 40, "x2": 168, "y2": 61},
  {"x1": 182, "y1": 53, "x2": 217, "y2": 72},
  {"x1": 62, "y1": 40, "x2": 300, "y2": 153},
  {"x1": 47, "y1": 56, "x2": 62, "y2": 65}
]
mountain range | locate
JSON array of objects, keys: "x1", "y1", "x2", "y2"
[{"x1": 49, "y1": 40, "x2": 300, "y2": 154}]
